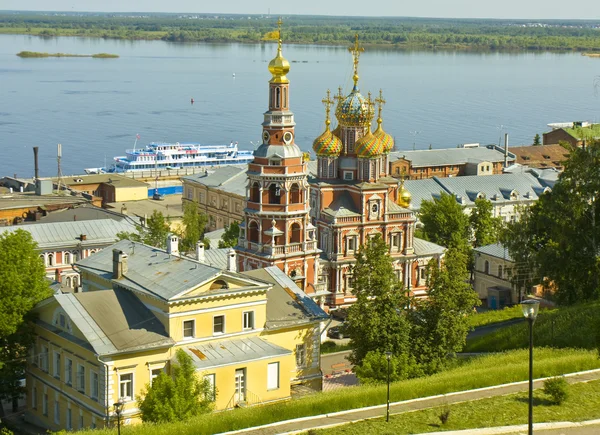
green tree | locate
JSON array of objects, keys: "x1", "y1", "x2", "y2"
[
  {"x1": 218, "y1": 222, "x2": 240, "y2": 248},
  {"x1": 469, "y1": 198, "x2": 502, "y2": 248},
  {"x1": 420, "y1": 192, "x2": 470, "y2": 251},
  {"x1": 137, "y1": 349, "x2": 214, "y2": 423},
  {"x1": 503, "y1": 141, "x2": 600, "y2": 304},
  {"x1": 533, "y1": 133, "x2": 542, "y2": 145},
  {"x1": 117, "y1": 210, "x2": 170, "y2": 249},
  {"x1": 0, "y1": 230, "x2": 51, "y2": 416},
  {"x1": 179, "y1": 202, "x2": 207, "y2": 253},
  {"x1": 346, "y1": 235, "x2": 413, "y2": 368},
  {"x1": 411, "y1": 248, "x2": 479, "y2": 374},
  {"x1": 354, "y1": 350, "x2": 419, "y2": 384}
]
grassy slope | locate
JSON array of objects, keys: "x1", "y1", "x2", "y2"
[
  {"x1": 72, "y1": 348, "x2": 600, "y2": 435},
  {"x1": 466, "y1": 302, "x2": 600, "y2": 352},
  {"x1": 316, "y1": 379, "x2": 600, "y2": 434},
  {"x1": 468, "y1": 305, "x2": 523, "y2": 329}
]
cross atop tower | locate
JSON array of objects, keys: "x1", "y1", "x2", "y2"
[
  {"x1": 277, "y1": 17, "x2": 283, "y2": 50},
  {"x1": 375, "y1": 89, "x2": 386, "y2": 120},
  {"x1": 322, "y1": 89, "x2": 334, "y2": 126},
  {"x1": 348, "y1": 34, "x2": 364, "y2": 88},
  {"x1": 335, "y1": 86, "x2": 344, "y2": 103}
]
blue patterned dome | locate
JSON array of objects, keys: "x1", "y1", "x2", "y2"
[{"x1": 335, "y1": 87, "x2": 374, "y2": 127}]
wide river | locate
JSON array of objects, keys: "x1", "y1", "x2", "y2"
[{"x1": 1, "y1": 34, "x2": 599, "y2": 177}]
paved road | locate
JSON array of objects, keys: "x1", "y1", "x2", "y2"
[{"x1": 226, "y1": 370, "x2": 600, "y2": 435}]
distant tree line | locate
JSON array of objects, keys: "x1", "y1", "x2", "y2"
[{"x1": 1, "y1": 13, "x2": 600, "y2": 51}]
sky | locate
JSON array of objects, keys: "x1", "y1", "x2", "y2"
[{"x1": 2, "y1": 0, "x2": 600, "y2": 20}]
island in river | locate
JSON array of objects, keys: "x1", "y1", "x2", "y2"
[{"x1": 16, "y1": 51, "x2": 119, "y2": 58}]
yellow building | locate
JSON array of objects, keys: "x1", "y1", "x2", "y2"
[{"x1": 25, "y1": 236, "x2": 327, "y2": 432}]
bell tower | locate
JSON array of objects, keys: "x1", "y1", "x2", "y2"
[{"x1": 236, "y1": 20, "x2": 320, "y2": 293}]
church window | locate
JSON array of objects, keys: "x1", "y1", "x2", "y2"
[
  {"x1": 283, "y1": 87, "x2": 287, "y2": 108},
  {"x1": 484, "y1": 260, "x2": 490, "y2": 274},
  {"x1": 269, "y1": 87, "x2": 273, "y2": 108},
  {"x1": 290, "y1": 223, "x2": 301, "y2": 244},
  {"x1": 390, "y1": 232, "x2": 402, "y2": 251},
  {"x1": 343, "y1": 171, "x2": 353, "y2": 180},
  {"x1": 250, "y1": 182, "x2": 260, "y2": 203},
  {"x1": 290, "y1": 183, "x2": 301, "y2": 204},
  {"x1": 269, "y1": 184, "x2": 281, "y2": 204},
  {"x1": 248, "y1": 221, "x2": 259, "y2": 243},
  {"x1": 275, "y1": 87, "x2": 281, "y2": 109}
]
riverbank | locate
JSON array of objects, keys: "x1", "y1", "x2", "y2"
[{"x1": 17, "y1": 50, "x2": 119, "y2": 58}]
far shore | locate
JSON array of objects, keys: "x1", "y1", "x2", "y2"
[
  {"x1": 17, "y1": 51, "x2": 119, "y2": 58},
  {"x1": 583, "y1": 52, "x2": 600, "y2": 57}
]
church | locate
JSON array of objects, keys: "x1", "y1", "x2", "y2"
[{"x1": 236, "y1": 27, "x2": 444, "y2": 308}]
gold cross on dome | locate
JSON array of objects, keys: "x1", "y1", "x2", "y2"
[
  {"x1": 322, "y1": 89, "x2": 334, "y2": 125},
  {"x1": 375, "y1": 89, "x2": 386, "y2": 119},
  {"x1": 348, "y1": 34, "x2": 364, "y2": 87}
]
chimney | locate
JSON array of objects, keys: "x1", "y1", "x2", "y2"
[
  {"x1": 227, "y1": 248, "x2": 237, "y2": 272},
  {"x1": 33, "y1": 147, "x2": 39, "y2": 181},
  {"x1": 504, "y1": 133, "x2": 509, "y2": 168},
  {"x1": 80, "y1": 234, "x2": 87, "y2": 241},
  {"x1": 196, "y1": 241, "x2": 205, "y2": 263},
  {"x1": 112, "y1": 249, "x2": 128, "y2": 279},
  {"x1": 166, "y1": 234, "x2": 179, "y2": 256},
  {"x1": 55, "y1": 268, "x2": 61, "y2": 283}
]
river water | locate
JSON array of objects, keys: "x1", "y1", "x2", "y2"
[{"x1": 1, "y1": 34, "x2": 599, "y2": 177}]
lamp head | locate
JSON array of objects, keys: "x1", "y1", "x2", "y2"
[
  {"x1": 520, "y1": 299, "x2": 540, "y2": 320},
  {"x1": 113, "y1": 401, "x2": 124, "y2": 414},
  {"x1": 385, "y1": 351, "x2": 393, "y2": 360}
]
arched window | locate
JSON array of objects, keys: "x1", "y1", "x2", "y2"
[
  {"x1": 250, "y1": 182, "x2": 260, "y2": 203},
  {"x1": 283, "y1": 87, "x2": 287, "y2": 108},
  {"x1": 498, "y1": 265, "x2": 503, "y2": 278},
  {"x1": 290, "y1": 223, "x2": 301, "y2": 244},
  {"x1": 275, "y1": 87, "x2": 281, "y2": 109},
  {"x1": 269, "y1": 87, "x2": 273, "y2": 108},
  {"x1": 290, "y1": 183, "x2": 301, "y2": 204},
  {"x1": 269, "y1": 184, "x2": 281, "y2": 204},
  {"x1": 64, "y1": 252, "x2": 72, "y2": 265},
  {"x1": 484, "y1": 260, "x2": 490, "y2": 274},
  {"x1": 248, "y1": 221, "x2": 259, "y2": 243},
  {"x1": 65, "y1": 276, "x2": 72, "y2": 288},
  {"x1": 40, "y1": 254, "x2": 47, "y2": 267},
  {"x1": 210, "y1": 279, "x2": 229, "y2": 290},
  {"x1": 48, "y1": 253, "x2": 55, "y2": 267}
]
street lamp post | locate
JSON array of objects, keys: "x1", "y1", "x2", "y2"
[
  {"x1": 113, "y1": 401, "x2": 124, "y2": 435},
  {"x1": 386, "y1": 351, "x2": 392, "y2": 423},
  {"x1": 521, "y1": 299, "x2": 540, "y2": 435}
]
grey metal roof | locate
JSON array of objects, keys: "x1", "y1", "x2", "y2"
[
  {"x1": 202, "y1": 248, "x2": 230, "y2": 270},
  {"x1": 390, "y1": 146, "x2": 514, "y2": 168},
  {"x1": 184, "y1": 336, "x2": 291, "y2": 370},
  {"x1": 182, "y1": 166, "x2": 248, "y2": 197},
  {"x1": 322, "y1": 191, "x2": 360, "y2": 218},
  {"x1": 1, "y1": 219, "x2": 137, "y2": 250},
  {"x1": 243, "y1": 267, "x2": 329, "y2": 329},
  {"x1": 204, "y1": 228, "x2": 226, "y2": 249},
  {"x1": 253, "y1": 143, "x2": 303, "y2": 159},
  {"x1": 413, "y1": 237, "x2": 446, "y2": 256},
  {"x1": 474, "y1": 243, "x2": 513, "y2": 261},
  {"x1": 76, "y1": 239, "x2": 266, "y2": 301},
  {"x1": 403, "y1": 178, "x2": 449, "y2": 211},
  {"x1": 24, "y1": 205, "x2": 139, "y2": 225}
]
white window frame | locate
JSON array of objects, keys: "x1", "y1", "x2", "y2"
[
  {"x1": 204, "y1": 373, "x2": 216, "y2": 401},
  {"x1": 66, "y1": 404, "x2": 72, "y2": 430},
  {"x1": 77, "y1": 364, "x2": 85, "y2": 394},
  {"x1": 90, "y1": 371, "x2": 99, "y2": 400},
  {"x1": 295, "y1": 344, "x2": 306, "y2": 368},
  {"x1": 267, "y1": 362, "x2": 280, "y2": 390},
  {"x1": 53, "y1": 351, "x2": 61, "y2": 379},
  {"x1": 343, "y1": 171, "x2": 353, "y2": 180},
  {"x1": 65, "y1": 358, "x2": 73, "y2": 386},
  {"x1": 54, "y1": 398, "x2": 60, "y2": 425},
  {"x1": 32, "y1": 385, "x2": 37, "y2": 409},
  {"x1": 91, "y1": 416, "x2": 96, "y2": 429},
  {"x1": 40, "y1": 345, "x2": 49, "y2": 372},
  {"x1": 182, "y1": 319, "x2": 195, "y2": 339},
  {"x1": 119, "y1": 372, "x2": 134, "y2": 402},
  {"x1": 151, "y1": 368, "x2": 164, "y2": 385},
  {"x1": 79, "y1": 409, "x2": 84, "y2": 429},
  {"x1": 242, "y1": 311, "x2": 254, "y2": 331},
  {"x1": 213, "y1": 315, "x2": 225, "y2": 335},
  {"x1": 42, "y1": 392, "x2": 48, "y2": 416}
]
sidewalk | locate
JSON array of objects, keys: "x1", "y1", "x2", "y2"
[
  {"x1": 424, "y1": 419, "x2": 600, "y2": 435},
  {"x1": 219, "y1": 368, "x2": 600, "y2": 435}
]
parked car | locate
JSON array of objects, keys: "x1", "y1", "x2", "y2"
[
  {"x1": 330, "y1": 308, "x2": 348, "y2": 321},
  {"x1": 327, "y1": 323, "x2": 350, "y2": 339}
]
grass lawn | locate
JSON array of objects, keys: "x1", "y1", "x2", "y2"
[
  {"x1": 466, "y1": 301, "x2": 600, "y2": 352},
  {"x1": 73, "y1": 348, "x2": 600, "y2": 435},
  {"x1": 321, "y1": 340, "x2": 353, "y2": 354},
  {"x1": 468, "y1": 305, "x2": 523, "y2": 329},
  {"x1": 315, "y1": 379, "x2": 600, "y2": 434}
]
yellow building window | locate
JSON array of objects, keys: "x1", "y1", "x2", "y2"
[
  {"x1": 213, "y1": 315, "x2": 225, "y2": 335},
  {"x1": 242, "y1": 311, "x2": 255, "y2": 330},
  {"x1": 267, "y1": 362, "x2": 279, "y2": 390},
  {"x1": 119, "y1": 373, "x2": 133, "y2": 401},
  {"x1": 183, "y1": 320, "x2": 195, "y2": 339}
]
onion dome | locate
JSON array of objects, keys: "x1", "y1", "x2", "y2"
[
  {"x1": 312, "y1": 120, "x2": 343, "y2": 157},
  {"x1": 268, "y1": 39, "x2": 290, "y2": 84},
  {"x1": 373, "y1": 118, "x2": 394, "y2": 154},
  {"x1": 335, "y1": 87, "x2": 374, "y2": 127},
  {"x1": 355, "y1": 129, "x2": 383, "y2": 159},
  {"x1": 397, "y1": 182, "x2": 412, "y2": 208}
]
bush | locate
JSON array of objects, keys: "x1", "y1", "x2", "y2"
[
  {"x1": 438, "y1": 405, "x2": 451, "y2": 425},
  {"x1": 543, "y1": 376, "x2": 569, "y2": 404},
  {"x1": 354, "y1": 351, "x2": 421, "y2": 384}
]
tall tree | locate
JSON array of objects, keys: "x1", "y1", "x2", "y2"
[
  {"x1": 533, "y1": 134, "x2": 541, "y2": 146},
  {"x1": 419, "y1": 192, "x2": 470, "y2": 252},
  {"x1": 503, "y1": 142, "x2": 600, "y2": 304},
  {"x1": 346, "y1": 235, "x2": 412, "y2": 367},
  {"x1": 0, "y1": 230, "x2": 52, "y2": 416},
  {"x1": 137, "y1": 349, "x2": 214, "y2": 423},
  {"x1": 411, "y1": 248, "x2": 480, "y2": 374},
  {"x1": 117, "y1": 210, "x2": 171, "y2": 249},
  {"x1": 179, "y1": 202, "x2": 207, "y2": 252},
  {"x1": 218, "y1": 222, "x2": 240, "y2": 249},
  {"x1": 469, "y1": 198, "x2": 502, "y2": 248}
]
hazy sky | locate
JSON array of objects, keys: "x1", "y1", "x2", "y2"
[{"x1": 2, "y1": 0, "x2": 600, "y2": 20}]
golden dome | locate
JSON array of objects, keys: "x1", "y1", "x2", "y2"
[
  {"x1": 268, "y1": 40, "x2": 290, "y2": 84},
  {"x1": 313, "y1": 120, "x2": 343, "y2": 157},
  {"x1": 355, "y1": 129, "x2": 383, "y2": 159},
  {"x1": 373, "y1": 118, "x2": 394, "y2": 154},
  {"x1": 397, "y1": 182, "x2": 412, "y2": 208}
]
